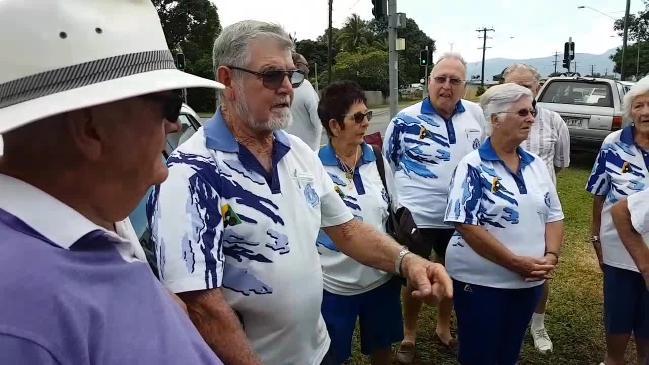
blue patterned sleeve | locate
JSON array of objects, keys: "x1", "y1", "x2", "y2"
[
  {"x1": 149, "y1": 157, "x2": 225, "y2": 294},
  {"x1": 585, "y1": 144, "x2": 611, "y2": 196},
  {"x1": 444, "y1": 157, "x2": 483, "y2": 226},
  {"x1": 383, "y1": 117, "x2": 402, "y2": 173}
]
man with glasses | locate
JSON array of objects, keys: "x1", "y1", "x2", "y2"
[
  {"x1": 286, "y1": 52, "x2": 322, "y2": 150},
  {"x1": 149, "y1": 20, "x2": 453, "y2": 365},
  {"x1": 0, "y1": 1, "x2": 224, "y2": 364},
  {"x1": 383, "y1": 52, "x2": 487, "y2": 363},
  {"x1": 503, "y1": 63, "x2": 570, "y2": 354}
]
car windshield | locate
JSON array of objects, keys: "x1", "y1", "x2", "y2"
[{"x1": 539, "y1": 81, "x2": 613, "y2": 107}]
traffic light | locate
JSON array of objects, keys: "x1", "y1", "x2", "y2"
[
  {"x1": 420, "y1": 50, "x2": 428, "y2": 66},
  {"x1": 371, "y1": 0, "x2": 386, "y2": 20},
  {"x1": 176, "y1": 53, "x2": 185, "y2": 70},
  {"x1": 562, "y1": 58, "x2": 570, "y2": 70},
  {"x1": 569, "y1": 42, "x2": 575, "y2": 60}
]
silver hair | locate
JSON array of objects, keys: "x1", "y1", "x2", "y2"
[
  {"x1": 212, "y1": 20, "x2": 294, "y2": 103},
  {"x1": 623, "y1": 75, "x2": 649, "y2": 120},
  {"x1": 503, "y1": 63, "x2": 541, "y2": 82},
  {"x1": 479, "y1": 83, "x2": 533, "y2": 135},
  {"x1": 430, "y1": 52, "x2": 467, "y2": 78}
]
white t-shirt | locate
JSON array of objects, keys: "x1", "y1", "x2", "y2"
[
  {"x1": 150, "y1": 110, "x2": 353, "y2": 365},
  {"x1": 316, "y1": 143, "x2": 397, "y2": 295},
  {"x1": 587, "y1": 126, "x2": 649, "y2": 272},
  {"x1": 520, "y1": 107, "x2": 571, "y2": 185},
  {"x1": 444, "y1": 138, "x2": 564, "y2": 289},
  {"x1": 383, "y1": 98, "x2": 486, "y2": 228},
  {"x1": 286, "y1": 80, "x2": 322, "y2": 151}
]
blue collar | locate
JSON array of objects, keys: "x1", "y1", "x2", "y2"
[
  {"x1": 420, "y1": 97, "x2": 465, "y2": 119},
  {"x1": 478, "y1": 138, "x2": 535, "y2": 167},
  {"x1": 204, "y1": 108, "x2": 292, "y2": 153},
  {"x1": 319, "y1": 142, "x2": 376, "y2": 166},
  {"x1": 620, "y1": 125, "x2": 635, "y2": 145}
]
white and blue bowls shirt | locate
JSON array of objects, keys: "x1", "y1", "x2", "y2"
[
  {"x1": 316, "y1": 143, "x2": 397, "y2": 295},
  {"x1": 444, "y1": 138, "x2": 564, "y2": 289},
  {"x1": 383, "y1": 98, "x2": 486, "y2": 228},
  {"x1": 586, "y1": 126, "x2": 649, "y2": 272},
  {"x1": 149, "y1": 110, "x2": 353, "y2": 365}
]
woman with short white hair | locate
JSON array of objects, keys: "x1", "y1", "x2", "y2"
[
  {"x1": 587, "y1": 75, "x2": 649, "y2": 365},
  {"x1": 444, "y1": 83, "x2": 565, "y2": 364}
]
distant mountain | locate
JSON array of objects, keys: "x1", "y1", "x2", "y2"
[{"x1": 466, "y1": 48, "x2": 617, "y2": 80}]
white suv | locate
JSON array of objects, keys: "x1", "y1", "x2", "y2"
[{"x1": 536, "y1": 77, "x2": 628, "y2": 148}]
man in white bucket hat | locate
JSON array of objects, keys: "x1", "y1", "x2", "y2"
[
  {"x1": 0, "y1": 1, "x2": 224, "y2": 364},
  {"x1": 149, "y1": 19, "x2": 453, "y2": 365}
]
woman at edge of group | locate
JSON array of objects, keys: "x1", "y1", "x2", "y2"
[
  {"x1": 444, "y1": 83, "x2": 565, "y2": 365},
  {"x1": 587, "y1": 76, "x2": 649, "y2": 365},
  {"x1": 315, "y1": 80, "x2": 403, "y2": 365}
]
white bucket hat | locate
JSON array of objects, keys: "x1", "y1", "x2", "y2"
[{"x1": 0, "y1": 0, "x2": 224, "y2": 134}]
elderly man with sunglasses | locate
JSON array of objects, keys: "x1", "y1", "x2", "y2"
[
  {"x1": 383, "y1": 52, "x2": 487, "y2": 363},
  {"x1": 149, "y1": 20, "x2": 453, "y2": 365}
]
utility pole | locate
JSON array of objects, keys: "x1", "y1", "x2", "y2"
[
  {"x1": 423, "y1": 45, "x2": 429, "y2": 98},
  {"x1": 621, "y1": 0, "x2": 631, "y2": 80},
  {"x1": 388, "y1": 0, "x2": 398, "y2": 118},
  {"x1": 476, "y1": 27, "x2": 495, "y2": 87},
  {"x1": 573, "y1": 61, "x2": 578, "y2": 75},
  {"x1": 591, "y1": 64, "x2": 595, "y2": 76},
  {"x1": 327, "y1": 0, "x2": 333, "y2": 84},
  {"x1": 637, "y1": 44, "x2": 641, "y2": 78},
  {"x1": 553, "y1": 51, "x2": 559, "y2": 74},
  {"x1": 314, "y1": 62, "x2": 319, "y2": 92}
]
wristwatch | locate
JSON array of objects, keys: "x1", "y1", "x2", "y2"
[
  {"x1": 590, "y1": 235, "x2": 600, "y2": 244},
  {"x1": 395, "y1": 247, "x2": 412, "y2": 277}
]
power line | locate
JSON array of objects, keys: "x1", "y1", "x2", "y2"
[{"x1": 476, "y1": 27, "x2": 495, "y2": 87}]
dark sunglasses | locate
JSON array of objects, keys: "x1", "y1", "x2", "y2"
[
  {"x1": 343, "y1": 110, "x2": 373, "y2": 124},
  {"x1": 501, "y1": 108, "x2": 537, "y2": 118},
  {"x1": 140, "y1": 90, "x2": 183, "y2": 122},
  {"x1": 227, "y1": 66, "x2": 306, "y2": 90}
]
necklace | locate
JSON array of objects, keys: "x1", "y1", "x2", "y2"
[{"x1": 336, "y1": 146, "x2": 360, "y2": 182}]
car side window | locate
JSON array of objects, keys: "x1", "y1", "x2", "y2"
[{"x1": 165, "y1": 114, "x2": 198, "y2": 153}]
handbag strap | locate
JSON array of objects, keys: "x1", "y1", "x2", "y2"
[{"x1": 372, "y1": 145, "x2": 388, "y2": 194}]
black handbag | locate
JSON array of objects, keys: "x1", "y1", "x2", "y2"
[{"x1": 371, "y1": 145, "x2": 402, "y2": 241}]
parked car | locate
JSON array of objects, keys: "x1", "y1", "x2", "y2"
[
  {"x1": 128, "y1": 103, "x2": 202, "y2": 273},
  {"x1": 620, "y1": 80, "x2": 635, "y2": 94},
  {"x1": 536, "y1": 77, "x2": 628, "y2": 149}
]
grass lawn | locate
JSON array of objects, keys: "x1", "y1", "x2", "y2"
[{"x1": 349, "y1": 150, "x2": 641, "y2": 364}]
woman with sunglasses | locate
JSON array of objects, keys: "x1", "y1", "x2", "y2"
[
  {"x1": 315, "y1": 81, "x2": 403, "y2": 365},
  {"x1": 444, "y1": 83, "x2": 564, "y2": 365}
]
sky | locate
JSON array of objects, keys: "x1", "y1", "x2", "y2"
[{"x1": 211, "y1": 0, "x2": 643, "y2": 63}]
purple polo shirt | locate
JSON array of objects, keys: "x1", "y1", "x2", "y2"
[{"x1": 0, "y1": 174, "x2": 222, "y2": 364}]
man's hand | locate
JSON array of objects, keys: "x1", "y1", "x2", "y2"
[
  {"x1": 509, "y1": 255, "x2": 555, "y2": 281},
  {"x1": 401, "y1": 254, "x2": 453, "y2": 305}
]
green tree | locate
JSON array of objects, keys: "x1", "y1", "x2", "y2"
[
  {"x1": 336, "y1": 14, "x2": 373, "y2": 52},
  {"x1": 610, "y1": 41, "x2": 649, "y2": 78},
  {"x1": 613, "y1": 1, "x2": 649, "y2": 42},
  {"x1": 295, "y1": 39, "x2": 330, "y2": 79},
  {"x1": 333, "y1": 48, "x2": 389, "y2": 94},
  {"x1": 153, "y1": 0, "x2": 221, "y2": 112}
]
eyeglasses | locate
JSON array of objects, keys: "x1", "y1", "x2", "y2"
[
  {"x1": 343, "y1": 110, "x2": 373, "y2": 124},
  {"x1": 227, "y1": 66, "x2": 306, "y2": 90},
  {"x1": 432, "y1": 76, "x2": 465, "y2": 86},
  {"x1": 500, "y1": 108, "x2": 537, "y2": 118},
  {"x1": 140, "y1": 90, "x2": 183, "y2": 122}
]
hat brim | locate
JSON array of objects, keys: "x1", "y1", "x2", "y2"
[{"x1": 0, "y1": 69, "x2": 224, "y2": 134}]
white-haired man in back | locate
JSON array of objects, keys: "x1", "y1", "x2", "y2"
[{"x1": 384, "y1": 52, "x2": 487, "y2": 363}]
